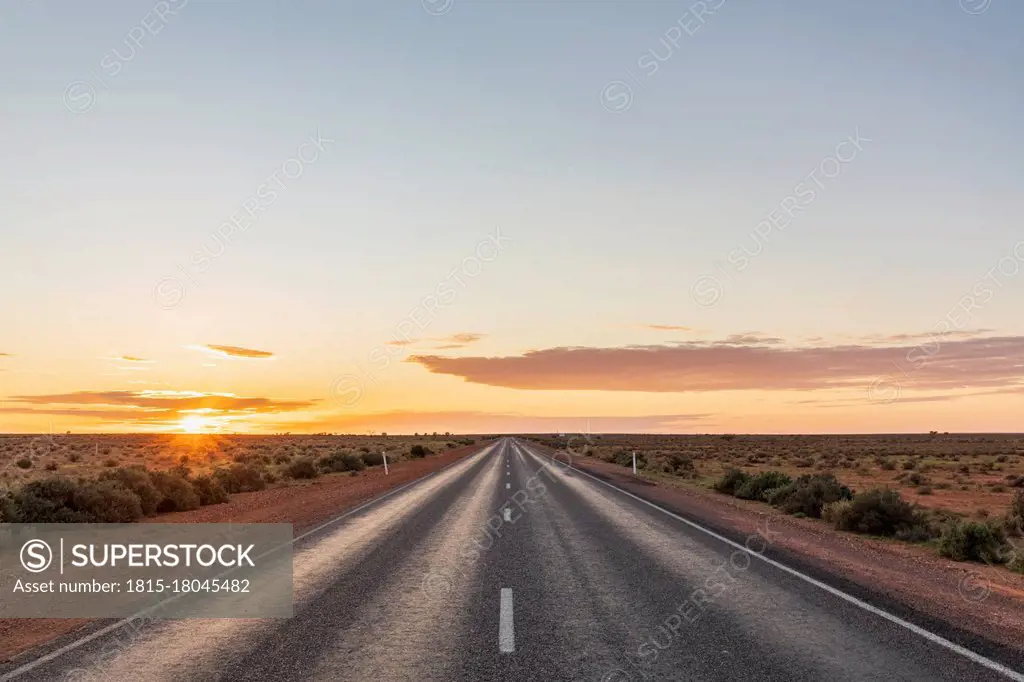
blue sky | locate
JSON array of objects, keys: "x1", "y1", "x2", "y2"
[{"x1": 1, "y1": 0, "x2": 1023, "y2": 433}]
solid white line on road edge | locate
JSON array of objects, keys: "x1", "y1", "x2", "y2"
[
  {"x1": 499, "y1": 588, "x2": 515, "y2": 653},
  {"x1": 504, "y1": 508, "x2": 512, "y2": 522},
  {"x1": 0, "y1": 445, "x2": 501, "y2": 682},
  {"x1": 506, "y1": 483, "x2": 511, "y2": 489},
  {"x1": 519, "y1": 445, "x2": 1024, "y2": 682}
]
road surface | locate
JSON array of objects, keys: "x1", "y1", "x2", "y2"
[{"x1": 2, "y1": 438, "x2": 1022, "y2": 681}]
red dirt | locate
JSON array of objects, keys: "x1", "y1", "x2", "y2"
[
  {"x1": 0, "y1": 442, "x2": 490, "y2": 663},
  {"x1": 565, "y1": 453, "x2": 1024, "y2": 652}
]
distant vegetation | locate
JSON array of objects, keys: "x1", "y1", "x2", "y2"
[
  {"x1": 532, "y1": 433, "x2": 1024, "y2": 574},
  {"x1": 0, "y1": 434, "x2": 478, "y2": 524}
]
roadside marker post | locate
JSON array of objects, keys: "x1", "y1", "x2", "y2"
[
  {"x1": 383, "y1": 451, "x2": 389, "y2": 476},
  {"x1": 632, "y1": 451, "x2": 637, "y2": 476}
]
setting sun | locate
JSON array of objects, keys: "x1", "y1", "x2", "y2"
[{"x1": 177, "y1": 414, "x2": 220, "y2": 434}]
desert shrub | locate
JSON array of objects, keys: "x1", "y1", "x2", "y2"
[
  {"x1": 100, "y1": 467, "x2": 161, "y2": 516},
  {"x1": 664, "y1": 453, "x2": 696, "y2": 477},
  {"x1": 72, "y1": 480, "x2": 143, "y2": 522},
  {"x1": 938, "y1": 521, "x2": 1009, "y2": 564},
  {"x1": 13, "y1": 476, "x2": 142, "y2": 523},
  {"x1": 318, "y1": 451, "x2": 366, "y2": 473},
  {"x1": 343, "y1": 453, "x2": 367, "y2": 471},
  {"x1": 822, "y1": 500, "x2": 852, "y2": 525},
  {"x1": 15, "y1": 457, "x2": 32, "y2": 469},
  {"x1": 772, "y1": 474, "x2": 853, "y2": 518},
  {"x1": 879, "y1": 460, "x2": 896, "y2": 471},
  {"x1": 1004, "y1": 490, "x2": 1024, "y2": 536},
  {"x1": 0, "y1": 490, "x2": 20, "y2": 522},
  {"x1": 215, "y1": 464, "x2": 267, "y2": 493},
  {"x1": 192, "y1": 474, "x2": 229, "y2": 505},
  {"x1": 612, "y1": 450, "x2": 645, "y2": 469},
  {"x1": 44, "y1": 461, "x2": 59, "y2": 471},
  {"x1": 735, "y1": 471, "x2": 792, "y2": 502},
  {"x1": 13, "y1": 477, "x2": 90, "y2": 522},
  {"x1": 831, "y1": 489, "x2": 923, "y2": 537},
  {"x1": 918, "y1": 486, "x2": 933, "y2": 495},
  {"x1": 714, "y1": 469, "x2": 750, "y2": 495},
  {"x1": 409, "y1": 445, "x2": 432, "y2": 459},
  {"x1": 287, "y1": 456, "x2": 320, "y2": 479},
  {"x1": 362, "y1": 451, "x2": 385, "y2": 467},
  {"x1": 149, "y1": 471, "x2": 200, "y2": 513},
  {"x1": 103, "y1": 458, "x2": 118, "y2": 467}
]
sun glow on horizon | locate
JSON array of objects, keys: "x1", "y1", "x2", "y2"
[{"x1": 176, "y1": 413, "x2": 225, "y2": 434}]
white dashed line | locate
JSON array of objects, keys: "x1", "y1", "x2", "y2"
[
  {"x1": 503, "y1": 508, "x2": 512, "y2": 522},
  {"x1": 506, "y1": 483, "x2": 511, "y2": 489},
  {"x1": 499, "y1": 588, "x2": 515, "y2": 653}
]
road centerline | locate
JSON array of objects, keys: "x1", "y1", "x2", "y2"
[{"x1": 499, "y1": 588, "x2": 515, "y2": 654}]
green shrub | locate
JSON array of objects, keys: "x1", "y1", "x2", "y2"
[
  {"x1": 831, "y1": 489, "x2": 923, "y2": 537},
  {"x1": 735, "y1": 471, "x2": 792, "y2": 501},
  {"x1": 822, "y1": 500, "x2": 851, "y2": 525},
  {"x1": 1006, "y1": 490, "x2": 1024, "y2": 536},
  {"x1": 287, "y1": 456, "x2": 320, "y2": 479},
  {"x1": 343, "y1": 453, "x2": 367, "y2": 471},
  {"x1": 100, "y1": 467, "x2": 161, "y2": 516},
  {"x1": 714, "y1": 469, "x2": 750, "y2": 495},
  {"x1": 410, "y1": 445, "x2": 432, "y2": 459},
  {"x1": 318, "y1": 451, "x2": 366, "y2": 473},
  {"x1": 13, "y1": 477, "x2": 90, "y2": 522},
  {"x1": 664, "y1": 453, "x2": 696, "y2": 477},
  {"x1": 215, "y1": 464, "x2": 267, "y2": 493},
  {"x1": 15, "y1": 457, "x2": 32, "y2": 469},
  {"x1": 72, "y1": 480, "x2": 143, "y2": 522},
  {"x1": 938, "y1": 521, "x2": 1009, "y2": 564},
  {"x1": 362, "y1": 451, "x2": 385, "y2": 467},
  {"x1": 192, "y1": 474, "x2": 229, "y2": 505},
  {"x1": 13, "y1": 476, "x2": 144, "y2": 523},
  {"x1": 0, "y1": 490, "x2": 20, "y2": 522},
  {"x1": 149, "y1": 471, "x2": 200, "y2": 513},
  {"x1": 772, "y1": 474, "x2": 853, "y2": 518}
]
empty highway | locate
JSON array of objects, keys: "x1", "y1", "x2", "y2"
[{"x1": 2, "y1": 438, "x2": 1022, "y2": 681}]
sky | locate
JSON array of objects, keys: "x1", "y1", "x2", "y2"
[{"x1": 1, "y1": 0, "x2": 1023, "y2": 434}]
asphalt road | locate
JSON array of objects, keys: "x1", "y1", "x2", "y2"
[{"x1": 3, "y1": 438, "x2": 1023, "y2": 681}]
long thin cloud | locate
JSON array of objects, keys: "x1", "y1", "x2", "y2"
[
  {"x1": 200, "y1": 344, "x2": 274, "y2": 359},
  {"x1": 408, "y1": 336, "x2": 1024, "y2": 393}
]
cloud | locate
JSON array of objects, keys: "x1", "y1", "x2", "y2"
[
  {"x1": 445, "y1": 333, "x2": 485, "y2": 344},
  {"x1": 408, "y1": 335, "x2": 1024, "y2": 394},
  {"x1": 857, "y1": 330, "x2": 994, "y2": 344},
  {"x1": 3, "y1": 390, "x2": 316, "y2": 428},
  {"x1": 385, "y1": 339, "x2": 419, "y2": 347},
  {"x1": 199, "y1": 344, "x2": 274, "y2": 359},
  {"x1": 118, "y1": 356, "x2": 152, "y2": 363},
  {"x1": 270, "y1": 410, "x2": 713, "y2": 434},
  {"x1": 645, "y1": 325, "x2": 695, "y2": 332}
]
